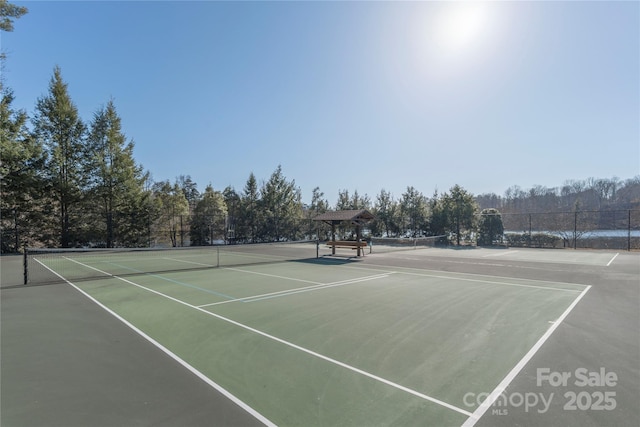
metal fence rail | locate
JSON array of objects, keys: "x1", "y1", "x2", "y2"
[
  {"x1": 495, "y1": 210, "x2": 639, "y2": 250},
  {"x1": 2, "y1": 209, "x2": 638, "y2": 253}
]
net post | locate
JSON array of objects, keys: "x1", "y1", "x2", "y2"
[
  {"x1": 23, "y1": 246, "x2": 28, "y2": 285},
  {"x1": 316, "y1": 239, "x2": 319, "y2": 258}
]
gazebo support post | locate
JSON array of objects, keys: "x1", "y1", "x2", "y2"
[{"x1": 331, "y1": 223, "x2": 336, "y2": 255}]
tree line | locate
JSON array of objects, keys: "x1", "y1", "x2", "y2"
[
  {"x1": 0, "y1": 61, "x2": 486, "y2": 250},
  {"x1": 476, "y1": 177, "x2": 640, "y2": 214}
]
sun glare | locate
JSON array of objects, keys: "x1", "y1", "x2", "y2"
[{"x1": 432, "y1": 2, "x2": 492, "y2": 55}]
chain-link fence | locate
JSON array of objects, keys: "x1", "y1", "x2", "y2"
[
  {"x1": 497, "y1": 210, "x2": 640, "y2": 250},
  {"x1": 1, "y1": 210, "x2": 330, "y2": 252},
  {"x1": 2, "y1": 209, "x2": 638, "y2": 253}
]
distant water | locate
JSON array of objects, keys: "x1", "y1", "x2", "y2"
[{"x1": 505, "y1": 230, "x2": 640, "y2": 237}]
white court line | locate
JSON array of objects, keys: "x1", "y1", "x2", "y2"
[
  {"x1": 241, "y1": 273, "x2": 392, "y2": 303},
  {"x1": 198, "y1": 272, "x2": 391, "y2": 308},
  {"x1": 225, "y1": 267, "x2": 324, "y2": 286},
  {"x1": 198, "y1": 268, "x2": 391, "y2": 308},
  {"x1": 460, "y1": 284, "x2": 592, "y2": 427},
  {"x1": 34, "y1": 258, "x2": 276, "y2": 427},
  {"x1": 54, "y1": 258, "x2": 472, "y2": 418},
  {"x1": 482, "y1": 250, "x2": 519, "y2": 258},
  {"x1": 606, "y1": 253, "x2": 620, "y2": 267},
  {"x1": 352, "y1": 263, "x2": 587, "y2": 293},
  {"x1": 390, "y1": 270, "x2": 583, "y2": 293},
  {"x1": 163, "y1": 257, "x2": 215, "y2": 267}
]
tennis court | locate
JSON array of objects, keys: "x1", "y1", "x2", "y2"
[{"x1": 2, "y1": 244, "x2": 638, "y2": 426}]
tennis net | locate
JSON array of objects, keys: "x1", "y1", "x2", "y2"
[
  {"x1": 369, "y1": 235, "x2": 447, "y2": 253},
  {"x1": 24, "y1": 240, "x2": 319, "y2": 285}
]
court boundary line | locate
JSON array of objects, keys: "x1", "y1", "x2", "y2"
[
  {"x1": 460, "y1": 284, "x2": 592, "y2": 427},
  {"x1": 198, "y1": 269, "x2": 393, "y2": 307},
  {"x1": 51, "y1": 258, "x2": 473, "y2": 418},
  {"x1": 606, "y1": 253, "x2": 619, "y2": 267},
  {"x1": 374, "y1": 249, "x2": 619, "y2": 269},
  {"x1": 397, "y1": 270, "x2": 583, "y2": 293},
  {"x1": 33, "y1": 258, "x2": 276, "y2": 427},
  {"x1": 342, "y1": 263, "x2": 586, "y2": 293}
]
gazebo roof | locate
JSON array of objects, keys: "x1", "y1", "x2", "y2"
[{"x1": 313, "y1": 209, "x2": 374, "y2": 224}]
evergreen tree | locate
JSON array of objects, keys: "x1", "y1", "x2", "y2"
[
  {"x1": 334, "y1": 189, "x2": 369, "y2": 211},
  {"x1": 335, "y1": 189, "x2": 351, "y2": 210},
  {"x1": 442, "y1": 185, "x2": 477, "y2": 245},
  {"x1": 86, "y1": 99, "x2": 149, "y2": 247},
  {"x1": 427, "y1": 190, "x2": 447, "y2": 238},
  {"x1": 223, "y1": 186, "x2": 240, "y2": 242},
  {"x1": 239, "y1": 173, "x2": 260, "y2": 242},
  {"x1": 190, "y1": 185, "x2": 226, "y2": 246},
  {"x1": 177, "y1": 175, "x2": 200, "y2": 213},
  {"x1": 151, "y1": 180, "x2": 189, "y2": 247},
  {"x1": 372, "y1": 189, "x2": 398, "y2": 237},
  {"x1": 307, "y1": 187, "x2": 329, "y2": 240},
  {"x1": 399, "y1": 186, "x2": 428, "y2": 237},
  {"x1": 0, "y1": 0, "x2": 27, "y2": 33},
  {"x1": 0, "y1": 85, "x2": 46, "y2": 251},
  {"x1": 260, "y1": 165, "x2": 302, "y2": 241},
  {"x1": 32, "y1": 66, "x2": 87, "y2": 247},
  {"x1": 0, "y1": 2, "x2": 40, "y2": 251}
]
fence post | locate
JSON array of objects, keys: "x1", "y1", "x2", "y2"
[
  {"x1": 23, "y1": 246, "x2": 28, "y2": 285},
  {"x1": 180, "y1": 215, "x2": 184, "y2": 247},
  {"x1": 628, "y1": 210, "x2": 632, "y2": 252},
  {"x1": 14, "y1": 208, "x2": 19, "y2": 253},
  {"x1": 574, "y1": 211, "x2": 578, "y2": 249}
]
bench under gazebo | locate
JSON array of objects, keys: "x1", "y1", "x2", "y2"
[{"x1": 313, "y1": 209, "x2": 375, "y2": 257}]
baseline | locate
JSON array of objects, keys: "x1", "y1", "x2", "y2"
[{"x1": 342, "y1": 263, "x2": 587, "y2": 293}]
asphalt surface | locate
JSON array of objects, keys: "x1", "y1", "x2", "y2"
[
  {"x1": 1, "y1": 255, "x2": 265, "y2": 427},
  {"x1": 363, "y1": 248, "x2": 639, "y2": 427},
  {"x1": 2, "y1": 248, "x2": 638, "y2": 426}
]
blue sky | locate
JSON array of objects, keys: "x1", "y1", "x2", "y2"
[{"x1": 3, "y1": 1, "x2": 639, "y2": 205}]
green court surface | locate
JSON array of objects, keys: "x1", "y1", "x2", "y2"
[{"x1": 33, "y1": 254, "x2": 588, "y2": 426}]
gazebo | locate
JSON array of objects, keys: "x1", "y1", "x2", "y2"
[{"x1": 313, "y1": 209, "x2": 375, "y2": 256}]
